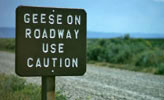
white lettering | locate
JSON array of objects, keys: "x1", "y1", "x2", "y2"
[
  {"x1": 41, "y1": 13, "x2": 46, "y2": 23},
  {"x1": 50, "y1": 29, "x2": 56, "y2": 38},
  {"x1": 49, "y1": 14, "x2": 54, "y2": 24},
  {"x1": 24, "y1": 13, "x2": 30, "y2": 23},
  {"x1": 75, "y1": 15, "x2": 81, "y2": 25},
  {"x1": 52, "y1": 58, "x2": 57, "y2": 67},
  {"x1": 72, "y1": 58, "x2": 78, "y2": 67},
  {"x1": 67, "y1": 15, "x2": 73, "y2": 24},
  {"x1": 50, "y1": 43, "x2": 56, "y2": 53},
  {"x1": 58, "y1": 29, "x2": 64, "y2": 39},
  {"x1": 27, "y1": 57, "x2": 33, "y2": 67},
  {"x1": 42, "y1": 43, "x2": 48, "y2": 53},
  {"x1": 34, "y1": 29, "x2": 40, "y2": 39},
  {"x1": 43, "y1": 58, "x2": 49, "y2": 67},
  {"x1": 57, "y1": 14, "x2": 62, "y2": 24},
  {"x1": 60, "y1": 58, "x2": 62, "y2": 67},
  {"x1": 36, "y1": 58, "x2": 41, "y2": 67},
  {"x1": 33, "y1": 14, "x2": 38, "y2": 23},
  {"x1": 65, "y1": 58, "x2": 70, "y2": 67},
  {"x1": 58, "y1": 43, "x2": 64, "y2": 53},
  {"x1": 25, "y1": 28, "x2": 31, "y2": 38},
  {"x1": 42, "y1": 29, "x2": 48, "y2": 38},
  {"x1": 66, "y1": 30, "x2": 72, "y2": 39},
  {"x1": 74, "y1": 29, "x2": 79, "y2": 39}
]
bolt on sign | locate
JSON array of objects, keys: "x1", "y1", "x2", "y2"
[{"x1": 16, "y1": 6, "x2": 86, "y2": 76}]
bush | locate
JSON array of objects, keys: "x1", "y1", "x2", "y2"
[
  {"x1": 0, "y1": 38, "x2": 15, "y2": 51},
  {"x1": 87, "y1": 38, "x2": 164, "y2": 75},
  {"x1": 87, "y1": 39, "x2": 107, "y2": 62},
  {"x1": 155, "y1": 63, "x2": 164, "y2": 74},
  {"x1": 0, "y1": 74, "x2": 40, "y2": 100},
  {"x1": 135, "y1": 49, "x2": 164, "y2": 67},
  {"x1": 87, "y1": 38, "x2": 152, "y2": 64},
  {"x1": 0, "y1": 73, "x2": 66, "y2": 100}
]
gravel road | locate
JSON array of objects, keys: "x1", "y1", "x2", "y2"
[{"x1": 0, "y1": 51, "x2": 164, "y2": 100}]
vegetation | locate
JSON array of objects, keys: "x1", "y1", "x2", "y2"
[
  {"x1": 87, "y1": 35, "x2": 164, "y2": 75},
  {"x1": 0, "y1": 37, "x2": 164, "y2": 75},
  {"x1": 0, "y1": 38, "x2": 15, "y2": 52},
  {"x1": 0, "y1": 73, "x2": 66, "y2": 100}
]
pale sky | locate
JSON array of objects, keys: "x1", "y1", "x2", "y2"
[{"x1": 0, "y1": 0, "x2": 164, "y2": 34}]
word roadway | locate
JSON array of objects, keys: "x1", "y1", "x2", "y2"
[{"x1": 25, "y1": 28, "x2": 79, "y2": 39}]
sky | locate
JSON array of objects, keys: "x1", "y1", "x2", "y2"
[{"x1": 0, "y1": 0, "x2": 164, "y2": 34}]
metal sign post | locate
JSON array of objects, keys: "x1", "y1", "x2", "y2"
[{"x1": 42, "y1": 76, "x2": 56, "y2": 100}]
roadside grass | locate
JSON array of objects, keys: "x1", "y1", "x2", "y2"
[
  {"x1": 88, "y1": 61, "x2": 160, "y2": 74},
  {"x1": 0, "y1": 73, "x2": 66, "y2": 100},
  {"x1": 0, "y1": 38, "x2": 15, "y2": 52}
]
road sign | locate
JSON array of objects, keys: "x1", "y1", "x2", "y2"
[{"x1": 16, "y1": 6, "x2": 86, "y2": 76}]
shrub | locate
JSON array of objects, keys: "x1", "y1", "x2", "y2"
[
  {"x1": 0, "y1": 38, "x2": 15, "y2": 51},
  {"x1": 87, "y1": 38, "x2": 164, "y2": 75},
  {"x1": 0, "y1": 74, "x2": 40, "y2": 100},
  {"x1": 135, "y1": 49, "x2": 164, "y2": 67},
  {"x1": 0, "y1": 73, "x2": 66, "y2": 100},
  {"x1": 155, "y1": 63, "x2": 164, "y2": 74}
]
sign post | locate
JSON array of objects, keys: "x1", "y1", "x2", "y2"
[
  {"x1": 16, "y1": 6, "x2": 86, "y2": 100},
  {"x1": 42, "y1": 76, "x2": 55, "y2": 100}
]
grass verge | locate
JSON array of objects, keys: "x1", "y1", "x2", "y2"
[
  {"x1": 0, "y1": 73, "x2": 66, "y2": 100},
  {"x1": 88, "y1": 61, "x2": 163, "y2": 75},
  {"x1": 0, "y1": 38, "x2": 15, "y2": 52}
]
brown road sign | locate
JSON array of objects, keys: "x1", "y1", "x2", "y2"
[{"x1": 16, "y1": 6, "x2": 86, "y2": 76}]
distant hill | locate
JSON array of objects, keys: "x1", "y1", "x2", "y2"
[
  {"x1": 87, "y1": 31, "x2": 164, "y2": 39},
  {"x1": 87, "y1": 31, "x2": 123, "y2": 38},
  {"x1": 0, "y1": 27, "x2": 164, "y2": 39}
]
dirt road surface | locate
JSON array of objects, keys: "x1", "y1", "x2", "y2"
[{"x1": 0, "y1": 51, "x2": 164, "y2": 100}]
